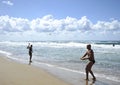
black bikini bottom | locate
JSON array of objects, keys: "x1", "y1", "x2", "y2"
[{"x1": 90, "y1": 60, "x2": 95, "y2": 64}]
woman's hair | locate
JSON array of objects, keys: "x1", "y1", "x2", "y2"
[{"x1": 87, "y1": 44, "x2": 91, "y2": 49}]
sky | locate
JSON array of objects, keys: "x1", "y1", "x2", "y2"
[{"x1": 0, "y1": 0, "x2": 120, "y2": 41}]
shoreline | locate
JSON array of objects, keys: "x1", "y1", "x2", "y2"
[
  {"x1": 0, "y1": 55, "x2": 71, "y2": 85},
  {"x1": 0, "y1": 54, "x2": 120, "y2": 85}
]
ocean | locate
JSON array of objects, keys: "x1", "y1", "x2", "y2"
[{"x1": 0, "y1": 40, "x2": 120, "y2": 84}]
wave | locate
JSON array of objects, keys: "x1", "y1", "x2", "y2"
[
  {"x1": 0, "y1": 50, "x2": 12, "y2": 56},
  {"x1": 32, "y1": 41, "x2": 120, "y2": 49},
  {"x1": 95, "y1": 41, "x2": 120, "y2": 45},
  {"x1": 0, "y1": 41, "x2": 120, "y2": 49},
  {"x1": 33, "y1": 42, "x2": 87, "y2": 48},
  {"x1": 0, "y1": 41, "x2": 27, "y2": 46}
]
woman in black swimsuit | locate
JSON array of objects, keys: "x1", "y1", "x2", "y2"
[
  {"x1": 27, "y1": 43, "x2": 33, "y2": 63},
  {"x1": 80, "y1": 44, "x2": 96, "y2": 80}
]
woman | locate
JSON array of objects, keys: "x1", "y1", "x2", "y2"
[{"x1": 80, "y1": 44, "x2": 96, "y2": 80}]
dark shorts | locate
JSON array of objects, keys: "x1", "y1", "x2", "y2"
[
  {"x1": 91, "y1": 60, "x2": 95, "y2": 64},
  {"x1": 29, "y1": 51, "x2": 32, "y2": 56}
]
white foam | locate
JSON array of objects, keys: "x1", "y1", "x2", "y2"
[
  {"x1": 95, "y1": 73, "x2": 120, "y2": 83},
  {"x1": 0, "y1": 50, "x2": 12, "y2": 56},
  {"x1": 30, "y1": 42, "x2": 87, "y2": 48},
  {"x1": 0, "y1": 41, "x2": 120, "y2": 49},
  {"x1": 33, "y1": 61, "x2": 120, "y2": 83},
  {"x1": 0, "y1": 41, "x2": 27, "y2": 46}
]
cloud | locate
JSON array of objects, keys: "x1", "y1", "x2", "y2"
[
  {"x1": 92, "y1": 20, "x2": 120, "y2": 31},
  {"x1": 31, "y1": 15, "x2": 93, "y2": 32},
  {"x1": 30, "y1": 15, "x2": 57, "y2": 32},
  {"x1": 2, "y1": 0, "x2": 14, "y2": 6},
  {"x1": 0, "y1": 15, "x2": 120, "y2": 40},
  {"x1": 0, "y1": 15, "x2": 120, "y2": 34},
  {"x1": 0, "y1": 15, "x2": 30, "y2": 32}
]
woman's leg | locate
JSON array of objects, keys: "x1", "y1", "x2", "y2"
[
  {"x1": 85, "y1": 62, "x2": 90, "y2": 80},
  {"x1": 30, "y1": 53, "x2": 32, "y2": 62},
  {"x1": 29, "y1": 52, "x2": 32, "y2": 62},
  {"x1": 85, "y1": 62, "x2": 95, "y2": 80},
  {"x1": 88, "y1": 62, "x2": 96, "y2": 80}
]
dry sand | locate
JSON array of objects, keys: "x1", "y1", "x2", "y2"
[{"x1": 0, "y1": 56, "x2": 70, "y2": 85}]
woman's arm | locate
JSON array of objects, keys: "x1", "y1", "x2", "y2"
[{"x1": 80, "y1": 52, "x2": 87, "y2": 60}]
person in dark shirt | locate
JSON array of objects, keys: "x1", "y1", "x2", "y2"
[{"x1": 80, "y1": 44, "x2": 96, "y2": 80}]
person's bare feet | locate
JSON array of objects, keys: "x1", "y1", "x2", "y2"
[{"x1": 92, "y1": 77, "x2": 96, "y2": 81}]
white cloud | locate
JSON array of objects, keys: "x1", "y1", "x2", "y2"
[
  {"x1": 92, "y1": 20, "x2": 120, "y2": 31},
  {"x1": 0, "y1": 15, "x2": 120, "y2": 40},
  {"x1": 0, "y1": 15, "x2": 30, "y2": 32},
  {"x1": 77, "y1": 16, "x2": 92, "y2": 31},
  {"x1": 2, "y1": 0, "x2": 14, "y2": 6},
  {"x1": 30, "y1": 16, "x2": 93, "y2": 32},
  {"x1": 0, "y1": 15, "x2": 120, "y2": 33},
  {"x1": 31, "y1": 15, "x2": 56, "y2": 32}
]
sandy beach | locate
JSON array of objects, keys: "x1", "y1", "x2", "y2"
[{"x1": 0, "y1": 56, "x2": 70, "y2": 85}]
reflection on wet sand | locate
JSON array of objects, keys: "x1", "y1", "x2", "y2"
[{"x1": 86, "y1": 79, "x2": 96, "y2": 85}]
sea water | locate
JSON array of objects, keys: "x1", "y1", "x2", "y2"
[{"x1": 0, "y1": 40, "x2": 120, "y2": 84}]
